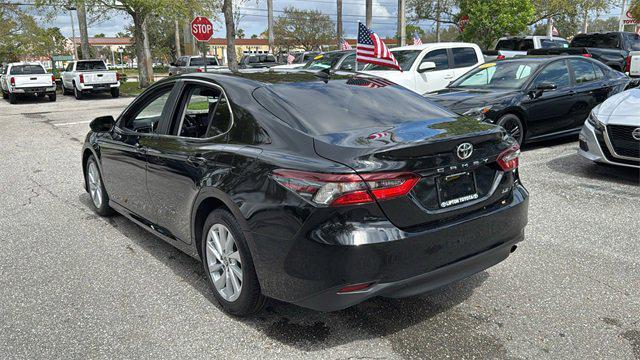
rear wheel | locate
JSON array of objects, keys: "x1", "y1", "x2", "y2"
[
  {"x1": 2, "y1": 90, "x2": 7, "y2": 99},
  {"x1": 8, "y1": 92, "x2": 17, "y2": 104},
  {"x1": 74, "y1": 84, "x2": 83, "y2": 100},
  {"x1": 497, "y1": 114, "x2": 525, "y2": 145},
  {"x1": 201, "y1": 209, "x2": 266, "y2": 316},
  {"x1": 110, "y1": 87, "x2": 120, "y2": 98},
  {"x1": 48, "y1": 93, "x2": 56, "y2": 102},
  {"x1": 85, "y1": 156, "x2": 113, "y2": 216}
]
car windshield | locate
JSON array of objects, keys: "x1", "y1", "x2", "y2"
[
  {"x1": 10, "y1": 65, "x2": 46, "y2": 75},
  {"x1": 76, "y1": 61, "x2": 107, "y2": 71},
  {"x1": 571, "y1": 34, "x2": 619, "y2": 48},
  {"x1": 190, "y1": 57, "x2": 218, "y2": 66},
  {"x1": 450, "y1": 61, "x2": 540, "y2": 89},
  {"x1": 363, "y1": 50, "x2": 421, "y2": 71},
  {"x1": 303, "y1": 52, "x2": 345, "y2": 70}
]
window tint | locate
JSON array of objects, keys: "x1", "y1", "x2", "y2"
[
  {"x1": 571, "y1": 34, "x2": 619, "y2": 48},
  {"x1": 623, "y1": 33, "x2": 640, "y2": 51},
  {"x1": 421, "y1": 49, "x2": 449, "y2": 70},
  {"x1": 304, "y1": 52, "x2": 345, "y2": 70},
  {"x1": 76, "y1": 61, "x2": 107, "y2": 71},
  {"x1": 540, "y1": 39, "x2": 569, "y2": 48},
  {"x1": 65, "y1": 62, "x2": 74, "y2": 72},
  {"x1": 495, "y1": 39, "x2": 533, "y2": 51},
  {"x1": 451, "y1": 62, "x2": 539, "y2": 89},
  {"x1": 123, "y1": 85, "x2": 174, "y2": 133},
  {"x1": 532, "y1": 60, "x2": 570, "y2": 89},
  {"x1": 570, "y1": 59, "x2": 597, "y2": 84},
  {"x1": 189, "y1": 57, "x2": 219, "y2": 66},
  {"x1": 339, "y1": 53, "x2": 356, "y2": 70},
  {"x1": 177, "y1": 85, "x2": 232, "y2": 138},
  {"x1": 594, "y1": 64, "x2": 606, "y2": 79},
  {"x1": 451, "y1": 47, "x2": 478, "y2": 68},
  {"x1": 10, "y1": 65, "x2": 46, "y2": 75}
]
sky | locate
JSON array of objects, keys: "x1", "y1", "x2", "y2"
[{"x1": 37, "y1": 0, "x2": 625, "y2": 39}]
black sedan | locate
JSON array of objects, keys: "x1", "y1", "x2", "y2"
[
  {"x1": 426, "y1": 56, "x2": 630, "y2": 144},
  {"x1": 82, "y1": 72, "x2": 529, "y2": 315}
]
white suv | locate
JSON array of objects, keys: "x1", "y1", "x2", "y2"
[{"x1": 361, "y1": 43, "x2": 484, "y2": 94}]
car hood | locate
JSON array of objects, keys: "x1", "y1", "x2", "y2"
[
  {"x1": 594, "y1": 88, "x2": 640, "y2": 125},
  {"x1": 425, "y1": 88, "x2": 517, "y2": 113}
]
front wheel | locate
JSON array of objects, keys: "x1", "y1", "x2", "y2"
[
  {"x1": 497, "y1": 114, "x2": 525, "y2": 145},
  {"x1": 201, "y1": 209, "x2": 266, "y2": 316},
  {"x1": 110, "y1": 87, "x2": 120, "y2": 98},
  {"x1": 2, "y1": 90, "x2": 7, "y2": 99},
  {"x1": 85, "y1": 156, "x2": 113, "y2": 216}
]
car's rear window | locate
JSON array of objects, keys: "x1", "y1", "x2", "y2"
[
  {"x1": 571, "y1": 34, "x2": 620, "y2": 48},
  {"x1": 10, "y1": 65, "x2": 46, "y2": 75},
  {"x1": 496, "y1": 39, "x2": 534, "y2": 51},
  {"x1": 76, "y1": 61, "x2": 107, "y2": 71},
  {"x1": 253, "y1": 77, "x2": 454, "y2": 136},
  {"x1": 190, "y1": 57, "x2": 219, "y2": 66},
  {"x1": 624, "y1": 33, "x2": 640, "y2": 51}
]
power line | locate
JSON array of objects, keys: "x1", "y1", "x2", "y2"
[{"x1": 241, "y1": 6, "x2": 398, "y2": 19}]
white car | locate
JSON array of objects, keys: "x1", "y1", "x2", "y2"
[
  {"x1": 579, "y1": 88, "x2": 640, "y2": 168},
  {"x1": 61, "y1": 59, "x2": 120, "y2": 100},
  {"x1": 271, "y1": 51, "x2": 320, "y2": 70},
  {"x1": 361, "y1": 43, "x2": 484, "y2": 94},
  {"x1": 1, "y1": 62, "x2": 57, "y2": 104}
]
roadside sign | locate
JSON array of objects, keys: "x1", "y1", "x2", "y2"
[
  {"x1": 191, "y1": 16, "x2": 214, "y2": 42},
  {"x1": 623, "y1": 10, "x2": 639, "y2": 25}
]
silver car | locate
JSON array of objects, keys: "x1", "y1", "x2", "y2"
[
  {"x1": 579, "y1": 88, "x2": 640, "y2": 168},
  {"x1": 168, "y1": 56, "x2": 221, "y2": 76}
]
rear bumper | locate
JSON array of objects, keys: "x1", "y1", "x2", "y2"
[
  {"x1": 12, "y1": 86, "x2": 56, "y2": 94},
  {"x1": 78, "y1": 82, "x2": 119, "y2": 92},
  {"x1": 249, "y1": 184, "x2": 529, "y2": 311}
]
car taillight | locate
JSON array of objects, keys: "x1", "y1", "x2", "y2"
[
  {"x1": 625, "y1": 55, "x2": 631, "y2": 73},
  {"x1": 272, "y1": 169, "x2": 420, "y2": 206},
  {"x1": 10, "y1": 77, "x2": 15, "y2": 86},
  {"x1": 79, "y1": 74, "x2": 84, "y2": 84},
  {"x1": 496, "y1": 55, "x2": 506, "y2": 60},
  {"x1": 51, "y1": 75, "x2": 56, "y2": 84},
  {"x1": 196, "y1": 68, "x2": 204, "y2": 72},
  {"x1": 497, "y1": 143, "x2": 520, "y2": 172},
  {"x1": 338, "y1": 282, "x2": 373, "y2": 294},
  {"x1": 116, "y1": 73, "x2": 120, "y2": 81},
  {"x1": 581, "y1": 53, "x2": 592, "y2": 58}
]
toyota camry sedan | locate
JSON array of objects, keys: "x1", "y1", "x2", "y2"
[
  {"x1": 579, "y1": 88, "x2": 640, "y2": 168},
  {"x1": 82, "y1": 72, "x2": 529, "y2": 316}
]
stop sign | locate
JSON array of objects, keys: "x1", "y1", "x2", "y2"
[{"x1": 191, "y1": 16, "x2": 213, "y2": 42}]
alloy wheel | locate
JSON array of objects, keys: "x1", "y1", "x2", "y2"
[
  {"x1": 501, "y1": 118, "x2": 523, "y2": 144},
  {"x1": 206, "y1": 223, "x2": 243, "y2": 302},
  {"x1": 87, "y1": 162, "x2": 103, "y2": 208}
]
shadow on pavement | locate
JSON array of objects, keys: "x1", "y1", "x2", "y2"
[
  {"x1": 546, "y1": 153, "x2": 640, "y2": 186},
  {"x1": 521, "y1": 135, "x2": 578, "y2": 152}
]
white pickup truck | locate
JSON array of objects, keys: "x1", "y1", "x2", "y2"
[
  {"x1": 630, "y1": 51, "x2": 640, "y2": 78},
  {"x1": 1, "y1": 62, "x2": 57, "y2": 104},
  {"x1": 61, "y1": 59, "x2": 120, "y2": 99},
  {"x1": 361, "y1": 43, "x2": 485, "y2": 94}
]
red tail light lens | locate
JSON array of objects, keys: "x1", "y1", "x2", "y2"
[
  {"x1": 196, "y1": 68, "x2": 204, "y2": 72},
  {"x1": 116, "y1": 73, "x2": 121, "y2": 81},
  {"x1": 10, "y1": 77, "x2": 15, "y2": 86},
  {"x1": 497, "y1": 143, "x2": 520, "y2": 172},
  {"x1": 625, "y1": 55, "x2": 631, "y2": 73},
  {"x1": 338, "y1": 282, "x2": 372, "y2": 294},
  {"x1": 79, "y1": 74, "x2": 84, "y2": 84},
  {"x1": 496, "y1": 55, "x2": 506, "y2": 60},
  {"x1": 51, "y1": 75, "x2": 56, "y2": 84},
  {"x1": 272, "y1": 170, "x2": 420, "y2": 206},
  {"x1": 581, "y1": 53, "x2": 592, "y2": 58}
]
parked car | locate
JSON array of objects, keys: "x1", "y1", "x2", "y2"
[
  {"x1": 299, "y1": 50, "x2": 356, "y2": 72},
  {"x1": 484, "y1": 36, "x2": 570, "y2": 60},
  {"x1": 61, "y1": 60, "x2": 120, "y2": 99},
  {"x1": 271, "y1": 51, "x2": 320, "y2": 70},
  {"x1": 630, "y1": 51, "x2": 640, "y2": 78},
  {"x1": 1, "y1": 62, "x2": 56, "y2": 104},
  {"x1": 168, "y1": 56, "x2": 222, "y2": 76},
  {"x1": 426, "y1": 56, "x2": 630, "y2": 144},
  {"x1": 361, "y1": 43, "x2": 485, "y2": 94},
  {"x1": 530, "y1": 32, "x2": 640, "y2": 76},
  {"x1": 578, "y1": 88, "x2": 639, "y2": 168},
  {"x1": 81, "y1": 71, "x2": 529, "y2": 316},
  {"x1": 239, "y1": 54, "x2": 279, "y2": 69}
]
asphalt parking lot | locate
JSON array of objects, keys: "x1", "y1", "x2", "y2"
[{"x1": 0, "y1": 94, "x2": 638, "y2": 360}]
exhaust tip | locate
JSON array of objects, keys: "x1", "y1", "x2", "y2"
[{"x1": 510, "y1": 245, "x2": 518, "y2": 253}]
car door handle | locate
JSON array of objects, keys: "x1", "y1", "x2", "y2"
[
  {"x1": 568, "y1": 90, "x2": 576, "y2": 96},
  {"x1": 187, "y1": 156, "x2": 207, "y2": 167},
  {"x1": 444, "y1": 74, "x2": 455, "y2": 79}
]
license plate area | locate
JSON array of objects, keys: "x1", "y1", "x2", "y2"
[{"x1": 436, "y1": 171, "x2": 479, "y2": 208}]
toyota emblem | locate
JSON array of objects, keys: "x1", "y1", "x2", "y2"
[
  {"x1": 456, "y1": 143, "x2": 474, "y2": 160},
  {"x1": 632, "y1": 128, "x2": 640, "y2": 141}
]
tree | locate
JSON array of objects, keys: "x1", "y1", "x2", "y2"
[
  {"x1": 237, "y1": 28, "x2": 246, "y2": 39},
  {"x1": 94, "y1": 33, "x2": 106, "y2": 38},
  {"x1": 273, "y1": 7, "x2": 336, "y2": 51},
  {"x1": 458, "y1": 0, "x2": 535, "y2": 49},
  {"x1": 630, "y1": 0, "x2": 640, "y2": 22},
  {"x1": 397, "y1": 24, "x2": 426, "y2": 44},
  {"x1": 408, "y1": 0, "x2": 457, "y2": 42},
  {"x1": 223, "y1": 0, "x2": 239, "y2": 72}
]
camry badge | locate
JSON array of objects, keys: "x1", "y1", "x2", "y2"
[
  {"x1": 632, "y1": 128, "x2": 640, "y2": 141},
  {"x1": 456, "y1": 143, "x2": 474, "y2": 160}
]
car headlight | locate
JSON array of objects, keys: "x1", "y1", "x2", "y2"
[
  {"x1": 587, "y1": 111, "x2": 604, "y2": 131},
  {"x1": 462, "y1": 106, "x2": 492, "y2": 121}
]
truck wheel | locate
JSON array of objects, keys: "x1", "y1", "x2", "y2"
[
  {"x1": 74, "y1": 85, "x2": 83, "y2": 100},
  {"x1": 9, "y1": 92, "x2": 17, "y2": 104},
  {"x1": 110, "y1": 87, "x2": 120, "y2": 98},
  {"x1": 48, "y1": 93, "x2": 57, "y2": 102},
  {"x1": 2, "y1": 91, "x2": 7, "y2": 99},
  {"x1": 61, "y1": 82, "x2": 70, "y2": 95}
]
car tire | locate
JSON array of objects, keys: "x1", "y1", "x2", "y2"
[
  {"x1": 111, "y1": 87, "x2": 120, "y2": 98},
  {"x1": 201, "y1": 209, "x2": 266, "y2": 316},
  {"x1": 48, "y1": 93, "x2": 56, "y2": 102},
  {"x1": 8, "y1": 92, "x2": 17, "y2": 104},
  {"x1": 497, "y1": 114, "x2": 525, "y2": 145},
  {"x1": 2, "y1": 90, "x2": 7, "y2": 99},
  {"x1": 74, "y1": 84, "x2": 83, "y2": 100},
  {"x1": 61, "y1": 82, "x2": 70, "y2": 95},
  {"x1": 85, "y1": 155, "x2": 114, "y2": 216}
]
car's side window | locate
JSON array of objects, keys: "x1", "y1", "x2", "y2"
[
  {"x1": 175, "y1": 83, "x2": 233, "y2": 139},
  {"x1": 65, "y1": 62, "x2": 74, "y2": 72},
  {"x1": 121, "y1": 85, "x2": 174, "y2": 133},
  {"x1": 451, "y1": 47, "x2": 478, "y2": 68},
  {"x1": 339, "y1": 54, "x2": 356, "y2": 71},
  {"x1": 594, "y1": 64, "x2": 606, "y2": 80},
  {"x1": 421, "y1": 49, "x2": 449, "y2": 70},
  {"x1": 570, "y1": 59, "x2": 597, "y2": 84},
  {"x1": 532, "y1": 60, "x2": 570, "y2": 89}
]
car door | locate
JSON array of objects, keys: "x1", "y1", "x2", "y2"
[
  {"x1": 98, "y1": 82, "x2": 177, "y2": 221},
  {"x1": 62, "y1": 62, "x2": 74, "y2": 88},
  {"x1": 414, "y1": 48, "x2": 454, "y2": 94},
  {"x1": 450, "y1": 47, "x2": 482, "y2": 79},
  {"x1": 522, "y1": 59, "x2": 576, "y2": 137},
  {"x1": 568, "y1": 58, "x2": 604, "y2": 128}
]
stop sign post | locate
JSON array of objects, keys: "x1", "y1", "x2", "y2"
[{"x1": 191, "y1": 17, "x2": 214, "y2": 71}]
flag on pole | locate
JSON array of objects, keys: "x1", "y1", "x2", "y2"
[
  {"x1": 286, "y1": 54, "x2": 295, "y2": 65},
  {"x1": 356, "y1": 22, "x2": 401, "y2": 71},
  {"x1": 552, "y1": 26, "x2": 559, "y2": 36},
  {"x1": 413, "y1": 32, "x2": 423, "y2": 46},
  {"x1": 340, "y1": 38, "x2": 353, "y2": 50}
]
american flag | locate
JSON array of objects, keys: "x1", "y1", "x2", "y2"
[
  {"x1": 340, "y1": 38, "x2": 353, "y2": 50},
  {"x1": 413, "y1": 32, "x2": 423, "y2": 46},
  {"x1": 356, "y1": 22, "x2": 401, "y2": 71},
  {"x1": 347, "y1": 77, "x2": 395, "y2": 88},
  {"x1": 286, "y1": 54, "x2": 295, "y2": 65}
]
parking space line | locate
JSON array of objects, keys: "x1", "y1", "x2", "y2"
[{"x1": 52, "y1": 120, "x2": 92, "y2": 127}]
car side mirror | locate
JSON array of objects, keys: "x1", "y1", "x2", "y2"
[
  {"x1": 418, "y1": 61, "x2": 437, "y2": 73},
  {"x1": 536, "y1": 81, "x2": 557, "y2": 92},
  {"x1": 90, "y1": 115, "x2": 115, "y2": 133}
]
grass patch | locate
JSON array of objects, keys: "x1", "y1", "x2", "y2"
[{"x1": 119, "y1": 81, "x2": 146, "y2": 97}]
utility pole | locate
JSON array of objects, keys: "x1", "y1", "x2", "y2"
[
  {"x1": 366, "y1": 0, "x2": 372, "y2": 28},
  {"x1": 619, "y1": 0, "x2": 627, "y2": 31},
  {"x1": 66, "y1": 6, "x2": 78, "y2": 61},
  {"x1": 267, "y1": 0, "x2": 274, "y2": 52},
  {"x1": 337, "y1": 0, "x2": 343, "y2": 45},
  {"x1": 174, "y1": 20, "x2": 182, "y2": 58},
  {"x1": 546, "y1": 17, "x2": 554, "y2": 37},
  {"x1": 397, "y1": 0, "x2": 406, "y2": 46}
]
